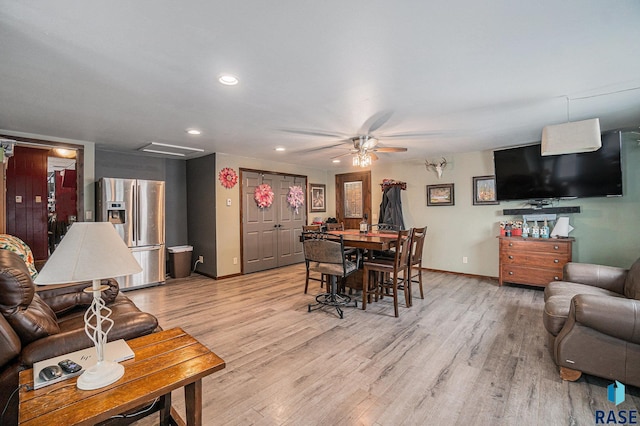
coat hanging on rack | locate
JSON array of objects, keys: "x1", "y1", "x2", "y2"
[{"x1": 378, "y1": 185, "x2": 405, "y2": 229}]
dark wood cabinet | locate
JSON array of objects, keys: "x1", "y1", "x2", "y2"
[{"x1": 498, "y1": 236, "x2": 573, "y2": 287}]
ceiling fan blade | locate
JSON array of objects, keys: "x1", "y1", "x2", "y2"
[
  {"x1": 381, "y1": 131, "x2": 445, "y2": 138},
  {"x1": 372, "y1": 147, "x2": 408, "y2": 152},
  {"x1": 359, "y1": 110, "x2": 394, "y2": 135},
  {"x1": 279, "y1": 129, "x2": 349, "y2": 138},
  {"x1": 297, "y1": 140, "x2": 352, "y2": 153},
  {"x1": 331, "y1": 151, "x2": 357, "y2": 160},
  {"x1": 370, "y1": 152, "x2": 379, "y2": 161}
]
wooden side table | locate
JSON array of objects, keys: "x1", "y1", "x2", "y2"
[{"x1": 19, "y1": 328, "x2": 225, "y2": 426}]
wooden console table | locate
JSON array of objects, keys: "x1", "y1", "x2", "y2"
[
  {"x1": 19, "y1": 328, "x2": 225, "y2": 426},
  {"x1": 498, "y1": 236, "x2": 574, "y2": 287}
]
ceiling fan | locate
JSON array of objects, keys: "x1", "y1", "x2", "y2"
[{"x1": 331, "y1": 135, "x2": 408, "y2": 167}]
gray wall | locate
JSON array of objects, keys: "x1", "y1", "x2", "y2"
[
  {"x1": 186, "y1": 153, "x2": 217, "y2": 277},
  {"x1": 94, "y1": 149, "x2": 189, "y2": 248}
]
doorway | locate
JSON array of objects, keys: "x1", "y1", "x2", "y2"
[
  {"x1": 2, "y1": 136, "x2": 83, "y2": 264},
  {"x1": 335, "y1": 170, "x2": 372, "y2": 230}
]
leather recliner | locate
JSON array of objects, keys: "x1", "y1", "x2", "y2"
[
  {"x1": 0, "y1": 249, "x2": 159, "y2": 425},
  {"x1": 543, "y1": 257, "x2": 640, "y2": 385}
]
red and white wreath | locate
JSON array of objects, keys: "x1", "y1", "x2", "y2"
[
  {"x1": 254, "y1": 184, "x2": 274, "y2": 208},
  {"x1": 287, "y1": 185, "x2": 305, "y2": 214},
  {"x1": 218, "y1": 167, "x2": 238, "y2": 189}
]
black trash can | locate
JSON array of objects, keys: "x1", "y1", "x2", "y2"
[{"x1": 168, "y1": 245, "x2": 193, "y2": 278}]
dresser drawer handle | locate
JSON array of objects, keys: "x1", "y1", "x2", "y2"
[
  {"x1": 554, "y1": 259, "x2": 559, "y2": 263},
  {"x1": 554, "y1": 276, "x2": 559, "y2": 280},
  {"x1": 509, "y1": 271, "x2": 513, "y2": 275},
  {"x1": 509, "y1": 243, "x2": 513, "y2": 247},
  {"x1": 508, "y1": 255, "x2": 514, "y2": 259},
  {"x1": 554, "y1": 245, "x2": 559, "y2": 250}
]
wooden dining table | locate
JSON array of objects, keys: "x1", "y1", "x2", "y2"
[{"x1": 326, "y1": 229, "x2": 399, "y2": 253}]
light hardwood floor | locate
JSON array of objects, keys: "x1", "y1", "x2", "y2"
[{"x1": 127, "y1": 264, "x2": 640, "y2": 425}]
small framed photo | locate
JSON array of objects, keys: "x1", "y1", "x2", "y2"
[
  {"x1": 427, "y1": 183, "x2": 454, "y2": 206},
  {"x1": 309, "y1": 183, "x2": 326, "y2": 212},
  {"x1": 473, "y1": 175, "x2": 499, "y2": 205}
]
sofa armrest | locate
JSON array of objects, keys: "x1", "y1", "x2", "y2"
[
  {"x1": 564, "y1": 262, "x2": 627, "y2": 294},
  {"x1": 36, "y1": 278, "x2": 119, "y2": 316},
  {"x1": 571, "y1": 294, "x2": 640, "y2": 344}
]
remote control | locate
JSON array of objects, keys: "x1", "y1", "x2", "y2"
[{"x1": 58, "y1": 359, "x2": 82, "y2": 374}]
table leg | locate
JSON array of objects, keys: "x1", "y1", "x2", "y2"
[
  {"x1": 159, "y1": 392, "x2": 172, "y2": 426},
  {"x1": 185, "y1": 379, "x2": 203, "y2": 426}
]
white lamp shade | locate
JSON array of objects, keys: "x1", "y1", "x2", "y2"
[
  {"x1": 34, "y1": 222, "x2": 142, "y2": 285},
  {"x1": 541, "y1": 118, "x2": 602, "y2": 156}
]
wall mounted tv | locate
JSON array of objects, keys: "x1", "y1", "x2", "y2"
[{"x1": 494, "y1": 130, "x2": 622, "y2": 202}]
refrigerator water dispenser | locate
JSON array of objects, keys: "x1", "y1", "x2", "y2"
[{"x1": 106, "y1": 202, "x2": 126, "y2": 224}]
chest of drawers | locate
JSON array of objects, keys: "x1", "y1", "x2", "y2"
[{"x1": 498, "y1": 236, "x2": 573, "y2": 287}]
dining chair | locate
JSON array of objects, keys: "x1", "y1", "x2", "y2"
[
  {"x1": 370, "y1": 223, "x2": 402, "y2": 260},
  {"x1": 325, "y1": 222, "x2": 344, "y2": 231},
  {"x1": 303, "y1": 224, "x2": 321, "y2": 232},
  {"x1": 302, "y1": 231, "x2": 325, "y2": 293},
  {"x1": 303, "y1": 232, "x2": 358, "y2": 319},
  {"x1": 324, "y1": 221, "x2": 358, "y2": 263},
  {"x1": 362, "y1": 229, "x2": 411, "y2": 317},
  {"x1": 370, "y1": 223, "x2": 401, "y2": 233},
  {"x1": 407, "y1": 226, "x2": 427, "y2": 303}
]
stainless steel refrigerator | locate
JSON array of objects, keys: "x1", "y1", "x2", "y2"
[{"x1": 96, "y1": 178, "x2": 165, "y2": 290}]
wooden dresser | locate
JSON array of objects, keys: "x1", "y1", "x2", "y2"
[{"x1": 498, "y1": 236, "x2": 574, "y2": 287}]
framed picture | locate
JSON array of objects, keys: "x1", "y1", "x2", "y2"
[
  {"x1": 309, "y1": 183, "x2": 326, "y2": 212},
  {"x1": 473, "y1": 175, "x2": 499, "y2": 205},
  {"x1": 427, "y1": 183, "x2": 454, "y2": 206}
]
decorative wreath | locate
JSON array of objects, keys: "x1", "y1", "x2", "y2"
[
  {"x1": 218, "y1": 167, "x2": 238, "y2": 189},
  {"x1": 287, "y1": 185, "x2": 305, "y2": 214},
  {"x1": 254, "y1": 184, "x2": 274, "y2": 208}
]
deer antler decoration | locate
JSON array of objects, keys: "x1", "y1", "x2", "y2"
[{"x1": 425, "y1": 157, "x2": 448, "y2": 179}]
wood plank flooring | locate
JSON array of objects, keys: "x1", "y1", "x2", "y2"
[{"x1": 126, "y1": 265, "x2": 640, "y2": 425}]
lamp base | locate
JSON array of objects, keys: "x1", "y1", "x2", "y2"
[{"x1": 77, "y1": 360, "x2": 124, "y2": 390}]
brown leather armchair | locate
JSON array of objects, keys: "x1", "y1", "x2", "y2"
[
  {"x1": 543, "y1": 258, "x2": 640, "y2": 385},
  {"x1": 0, "y1": 249, "x2": 159, "y2": 425}
]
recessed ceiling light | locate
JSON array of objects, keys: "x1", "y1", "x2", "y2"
[
  {"x1": 186, "y1": 129, "x2": 201, "y2": 135},
  {"x1": 218, "y1": 74, "x2": 239, "y2": 86},
  {"x1": 332, "y1": 159, "x2": 341, "y2": 163},
  {"x1": 275, "y1": 147, "x2": 285, "y2": 152}
]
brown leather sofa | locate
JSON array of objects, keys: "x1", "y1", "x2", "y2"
[
  {"x1": 0, "y1": 249, "x2": 159, "y2": 425},
  {"x1": 543, "y1": 257, "x2": 640, "y2": 385}
]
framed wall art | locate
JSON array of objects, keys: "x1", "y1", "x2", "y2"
[
  {"x1": 472, "y1": 175, "x2": 499, "y2": 205},
  {"x1": 427, "y1": 183, "x2": 454, "y2": 206},
  {"x1": 309, "y1": 183, "x2": 326, "y2": 212}
]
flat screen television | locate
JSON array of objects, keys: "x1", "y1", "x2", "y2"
[{"x1": 494, "y1": 131, "x2": 622, "y2": 202}]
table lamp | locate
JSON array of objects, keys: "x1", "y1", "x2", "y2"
[{"x1": 34, "y1": 222, "x2": 142, "y2": 390}]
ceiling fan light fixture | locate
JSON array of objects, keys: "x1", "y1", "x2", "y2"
[
  {"x1": 353, "y1": 152, "x2": 371, "y2": 168},
  {"x1": 186, "y1": 129, "x2": 201, "y2": 135}
]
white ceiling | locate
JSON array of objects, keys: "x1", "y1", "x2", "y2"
[{"x1": 1, "y1": 1, "x2": 639, "y2": 169}]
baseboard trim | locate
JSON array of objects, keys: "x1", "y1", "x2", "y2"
[
  {"x1": 423, "y1": 267, "x2": 498, "y2": 282},
  {"x1": 213, "y1": 272, "x2": 243, "y2": 280}
]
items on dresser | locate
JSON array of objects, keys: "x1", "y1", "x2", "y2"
[{"x1": 498, "y1": 236, "x2": 574, "y2": 287}]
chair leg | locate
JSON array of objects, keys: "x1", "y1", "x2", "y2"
[
  {"x1": 362, "y1": 267, "x2": 369, "y2": 311},
  {"x1": 304, "y1": 268, "x2": 310, "y2": 294},
  {"x1": 417, "y1": 262, "x2": 424, "y2": 299},
  {"x1": 392, "y1": 276, "x2": 399, "y2": 318}
]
